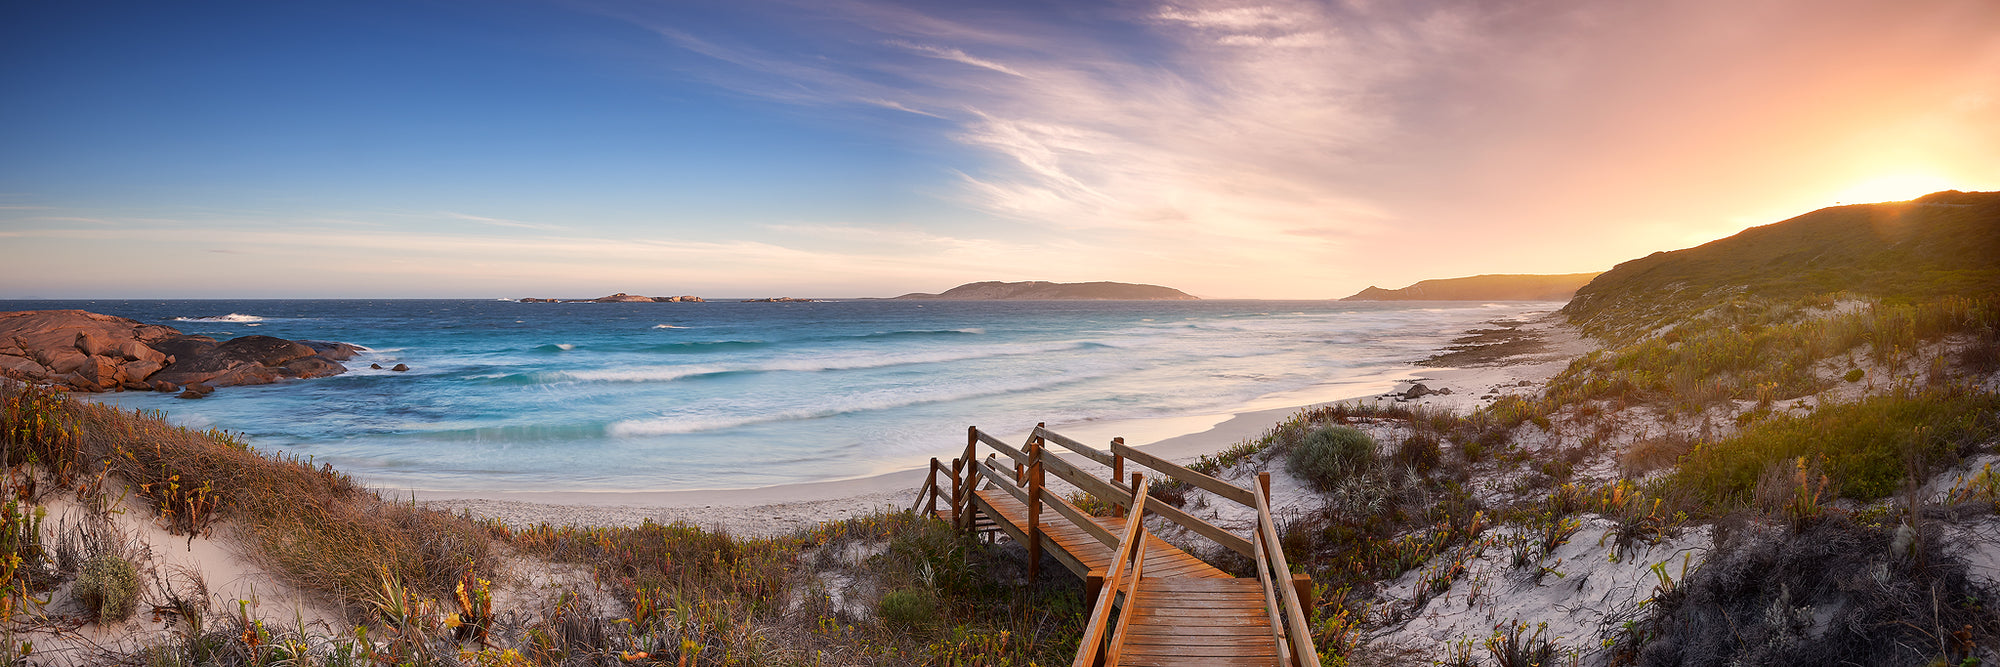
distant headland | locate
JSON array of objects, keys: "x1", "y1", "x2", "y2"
[
  {"x1": 892, "y1": 281, "x2": 1198, "y2": 300},
  {"x1": 1339, "y1": 272, "x2": 1601, "y2": 302}
]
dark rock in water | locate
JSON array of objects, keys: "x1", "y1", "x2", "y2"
[
  {"x1": 177, "y1": 382, "x2": 215, "y2": 399},
  {"x1": 176, "y1": 389, "x2": 205, "y2": 399},
  {"x1": 298, "y1": 340, "x2": 362, "y2": 361},
  {"x1": 152, "y1": 380, "x2": 179, "y2": 393},
  {"x1": 370, "y1": 363, "x2": 383, "y2": 369},
  {"x1": 150, "y1": 335, "x2": 218, "y2": 363},
  {"x1": 281, "y1": 356, "x2": 345, "y2": 379},
  {"x1": 390, "y1": 363, "x2": 409, "y2": 372},
  {"x1": 216, "y1": 335, "x2": 316, "y2": 367}
]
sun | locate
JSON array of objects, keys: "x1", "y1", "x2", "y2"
[{"x1": 1827, "y1": 172, "x2": 1962, "y2": 206}]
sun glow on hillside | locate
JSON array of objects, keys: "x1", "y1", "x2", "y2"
[{"x1": 1828, "y1": 172, "x2": 1963, "y2": 205}]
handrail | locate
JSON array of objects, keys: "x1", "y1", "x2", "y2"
[
  {"x1": 1111, "y1": 439, "x2": 1258, "y2": 508},
  {"x1": 971, "y1": 426, "x2": 1254, "y2": 557},
  {"x1": 975, "y1": 429, "x2": 1029, "y2": 464},
  {"x1": 1034, "y1": 425, "x2": 1115, "y2": 466},
  {"x1": 1255, "y1": 473, "x2": 1318, "y2": 665},
  {"x1": 1073, "y1": 476, "x2": 1149, "y2": 667}
]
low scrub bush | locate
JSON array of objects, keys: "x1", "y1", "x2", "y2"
[
  {"x1": 1288, "y1": 426, "x2": 1376, "y2": 491},
  {"x1": 1627, "y1": 515, "x2": 1997, "y2": 666},
  {"x1": 73, "y1": 552, "x2": 139, "y2": 621},
  {"x1": 1393, "y1": 434, "x2": 1443, "y2": 473},
  {"x1": 877, "y1": 588, "x2": 936, "y2": 630}
]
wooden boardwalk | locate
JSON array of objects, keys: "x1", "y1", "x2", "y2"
[{"x1": 913, "y1": 425, "x2": 1317, "y2": 667}]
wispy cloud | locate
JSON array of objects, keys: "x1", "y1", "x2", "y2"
[
  {"x1": 592, "y1": 0, "x2": 2000, "y2": 296},
  {"x1": 885, "y1": 40, "x2": 1027, "y2": 77}
]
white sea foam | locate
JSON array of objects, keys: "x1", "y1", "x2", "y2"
[
  {"x1": 563, "y1": 340, "x2": 1097, "y2": 383},
  {"x1": 607, "y1": 372, "x2": 1100, "y2": 436},
  {"x1": 173, "y1": 313, "x2": 265, "y2": 323},
  {"x1": 652, "y1": 324, "x2": 688, "y2": 329}
]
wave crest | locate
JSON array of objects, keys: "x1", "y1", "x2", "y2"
[{"x1": 173, "y1": 313, "x2": 265, "y2": 323}]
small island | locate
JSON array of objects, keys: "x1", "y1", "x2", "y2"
[
  {"x1": 893, "y1": 280, "x2": 1198, "y2": 300},
  {"x1": 1339, "y1": 272, "x2": 1601, "y2": 302},
  {"x1": 518, "y1": 293, "x2": 705, "y2": 303}
]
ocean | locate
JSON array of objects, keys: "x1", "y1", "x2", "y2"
[{"x1": 5, "y1": 299, "x2": 1558, "y2": 492}]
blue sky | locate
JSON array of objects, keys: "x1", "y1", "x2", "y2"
[{"x1": 4, "y1": 0, "x2": 1997, "y2": 298}]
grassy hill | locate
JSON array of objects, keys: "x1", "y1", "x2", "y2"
[
  {"x1": 1340, "y1": 272, "x2": 1601, "y2": 302},
  {"x1": 1564, "y1": 190, "x2": 2000, "y2": 341}
]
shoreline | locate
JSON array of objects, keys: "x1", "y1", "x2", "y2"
[{"x1": 420, "y1": 313, "x2": 1591, "y2": 536}]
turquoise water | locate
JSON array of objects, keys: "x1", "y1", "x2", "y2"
[{"x1": 7, "y1": 299, "x2": 1556, "y2": 492}]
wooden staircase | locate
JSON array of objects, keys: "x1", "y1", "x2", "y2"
[{"x1": 912, "y1": 425, "x2": 1318, "y2": 666}]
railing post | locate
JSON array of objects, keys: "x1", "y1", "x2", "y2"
[
  {"x1": 1027, "y1": 433, "x2": 1044, "y2": 584},
  {"x1": 960, "y1": 426, "x2": 977, "y2": 533},
  {"x1": 1111, "y1": 437, "x2": 1125, "y2": 518},
  {"x1": 950, "y1": 458, "x2": 964, "y2": 529},
  {"x1": 927, "y1": 457, "x2": 941, "y2": 518}
]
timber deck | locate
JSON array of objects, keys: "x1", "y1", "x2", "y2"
[{"x1": 915, "y1": 425, "x2": 1316, "y2": 666}]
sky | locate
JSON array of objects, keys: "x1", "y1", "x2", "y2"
[{"x1": 2, "y1": 0, "x2": 1997, "y2": 299}]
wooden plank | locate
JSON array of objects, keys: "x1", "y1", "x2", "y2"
[
  {"x1": 1120, "y1": 641, "x2": 1277, "y2": 655},
  {"x1": 1119, "y1": 657, "x2": 1281, "y2": 667},
  {"x1": 1112, "y1": 440, "x2": 1257, "y2": 507},
  {"x1": 1035, "y1": 426, "x2": 1114, "y2": 466}
]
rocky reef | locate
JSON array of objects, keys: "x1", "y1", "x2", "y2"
[{"x1": 0, "y1": 310, "x2": 360, "y2": 396}]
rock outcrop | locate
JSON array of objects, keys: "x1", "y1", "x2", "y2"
[{"x1": 0, "y1": 310, "x2": 361, "y2": 394}]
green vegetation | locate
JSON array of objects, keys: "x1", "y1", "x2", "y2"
[
  {"x1": 1669, "y1": 389, "x2": 2000, "y2": 505},
  {"x1": 1287, "y1": 425, "x2": 1376, "y2": 490},
  {"x1": 1565, "y1": 191, "x2": 2000, "y2": 342},
  {"x1": 1546, "y1": 294, "x2": 1997, "y2": 414},
  {"x1": 72, "y1": 552, "x2": 138, "y2": 621}
]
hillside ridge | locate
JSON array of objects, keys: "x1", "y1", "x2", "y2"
[{"x1": 1341, "y1": 273, "x2": 1600, "y2": 302}]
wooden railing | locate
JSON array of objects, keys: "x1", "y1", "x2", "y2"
[
  {"x1": 1074, "y1": 475, "x2": 1148, "y2": 667},
  {"x1": 926, "y1": 424, "x2": 1321, "y2": 666}
]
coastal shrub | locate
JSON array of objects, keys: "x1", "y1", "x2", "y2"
[
  {"x1": 1629, "y1": 515, "x2": 1998, "y2": 667},
  {"x1": 73, "y1": 552, "x2": 139, "y2": 621},
  {"x1": 1486, "y1": 620, "x2": 1559, "y2": 667},
  {"x1": 1288, "y1": 426, "x2": 1376, "y2": 491},
  {"x1": 1843, "y1": 368, "x2": 1864, "y2": 383},
  {"x1": 1670, "y1": 389, "x2": 2000, "y2": 505},
  {"x1": 877, "y1": 587, "x2": 935, "y2": 629},
  {"x1": 1393, "y1": 434, "x2": 1442, "y2": 473}
]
